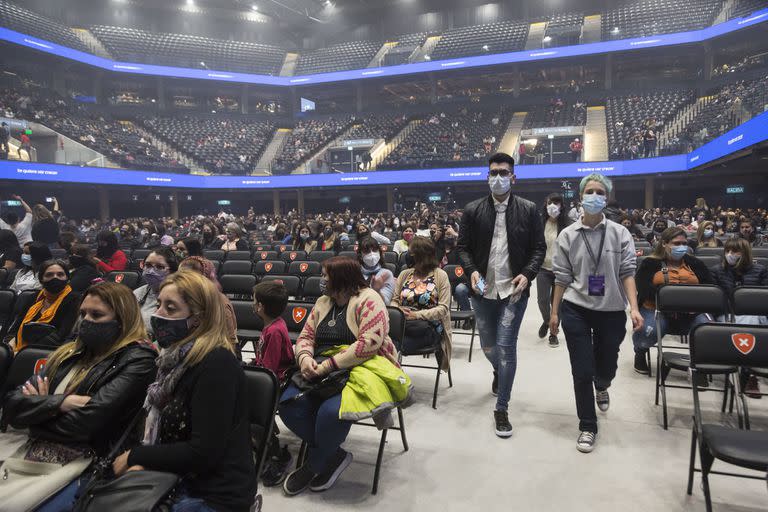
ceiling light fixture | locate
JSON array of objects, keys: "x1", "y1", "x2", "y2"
[{"x1": 251, "y1": 4, "x2": 258, "y2": 11}]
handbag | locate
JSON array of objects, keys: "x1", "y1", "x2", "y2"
[
  {"x1": 402, "y1": 318, "x2": 442, "y2": 354},
  {"x1": 285, "y1": 356, "x2": 349, "y2": 402},
  {"x1": 72, "y1": 414, "x2": 179, "y2": 512}
]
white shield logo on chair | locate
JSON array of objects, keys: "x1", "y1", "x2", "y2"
[
  {"x1": 293, "y1": 307, "x2": 307, "y2": 324},
  {"x1": 731, "y1": 333, "x2": 756, "y2": 355}
]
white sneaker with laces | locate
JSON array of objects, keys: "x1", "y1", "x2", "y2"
[{"x1": 577, "y1": 431, "x2": 597, "y2": 453}]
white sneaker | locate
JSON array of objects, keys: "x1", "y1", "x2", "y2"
[
  {"x1": 595, "y1": 390, "x2": 610, "y2": 412},
  {"x1": 576, "y1": 431, "x2": 597, "y2": 453}
]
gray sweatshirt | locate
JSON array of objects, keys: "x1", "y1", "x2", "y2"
[{"x1": 552, "y1": 216, "x2": 637, "y2": 312}]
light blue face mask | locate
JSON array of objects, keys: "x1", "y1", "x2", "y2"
[
  {"x1": 581, "y1": 193, "x2": 606, "y2": 215},
  {"x1": 670, "y1": 245, "x2": 688, "y2": 260},
  {"x1": 21, "y1": 253, "x2": 32, "y2": 266}
]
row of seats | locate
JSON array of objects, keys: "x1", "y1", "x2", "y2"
[
  {"x1": 430, "y1": 20, "x2": 529, "y2": 61},
  {"x1": 728, "y1": 0, "x2": 767, "y2": 19},
  {"x1": 272, "y1": 116, "x2": 354, "y2": 174},
  {"x1": 601, "y1": 0, "x2": 723, "y2": 40},
  {"x1": 522, "y1": 98, "x2": 587, "y2": 129},
  {"x1": 0, "y1": 0, "x2": 88, "y2": 53},
  {"x1": 343, "y1": 113, "x2": 410, "y2": 143},
  {"x1": 295, "y1": 40, "x2": 382, "y2": 75},
  {"x1": 90, "y1": 25, "x2": 285, "y2": 75}
]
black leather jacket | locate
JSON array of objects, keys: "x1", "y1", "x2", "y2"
[
  {"x1": 4, "y1": 342, "x2": 157, "y2": 455},
  {"x1": 457, "y1": 193, "x2": 546, "y2": 295}
]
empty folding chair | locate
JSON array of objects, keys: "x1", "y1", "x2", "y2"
[
  {"x1": 226, "y1": 250, "x2": 252, "y2": 261},
  {"x1": 231, "y1": 300, "x2": 264, "y2": 355},
  {"x1": 242, "y1": 366, "x2": 279, "y2": 491},
  {"x1": 732, "y1": 286, "x2": 768, "y2": 422},
  {"x1": 686, "y1": 323, "x2": 768, "y2": 512},
  {"x1": 220, "y1": 275, "x2": 257, "y2": 299},
  {"x1": 221, "y1": 260, "x2": 253, "y2": 276}
]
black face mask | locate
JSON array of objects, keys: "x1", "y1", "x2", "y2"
[
  {"x1": 151, "y1": 314, "x2": 191, "y2": 348},
  {"x1": 203, "y1": 231, "x2": 213, "y2": 241},
  {"x1": 43, "y1": 278, "x2": 68, "y2": 294},
  {"x1": 79, "y1": 320, "x2": 121, "y2": 352}
]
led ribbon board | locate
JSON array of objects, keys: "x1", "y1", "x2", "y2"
[{"x1": 0, "y1": 8, "x2": 766, "y2": 86}]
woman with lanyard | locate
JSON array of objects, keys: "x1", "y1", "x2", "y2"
[{"x1": 550, "y1": 173, "x2": 643, "y2": 454}]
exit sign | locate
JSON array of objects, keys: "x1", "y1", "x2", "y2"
[{"x1": 726, "y1": 186, "x2": 745, "y2": 194}]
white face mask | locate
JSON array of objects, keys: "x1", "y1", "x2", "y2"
[
  {"x1": 362, "y1": 252, "x2": 381, "y2": 268},
  {"x1": 489, "y1": 175, "x2": 511, "y2": 195},
  {"x1": 546, "y1": 203, "x2": 561, "y2": 218},
  {"x1": 725, "y1": 253, "x2": 741, "y2": 266}
]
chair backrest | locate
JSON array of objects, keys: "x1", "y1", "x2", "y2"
[
  {"x1": 0, "y1": 342, "x2": 12, "y2": 394},
  {"x1": 690, "y1": 323, "x2": 768, "y2": 369},
  {"x1": 253, "y1": 244, "x2": 271, "y2": 252},
  {"x1": 288, "y1": 260, "x2": 321, "y2": 277},
  {"x1": 0, "y1": 290, "x2": 16, "y2": 340},
  {"x1": 242, "y1": 366, "x2": 279, "y2": 482},
  {"x1": 210, "y1": 260, "x2": 221, "y2": 275},
  {"x1": 384, "y1": 263, "x2": 397, "y2": 276},
  {"x1": 695, "y1": 255, "x2": 721, "y2": 269},
  {"x1": 220, "y1": 275, "x2": 257, "y2": 297},
  {"x1": 752, "y1": 247, "x2": 768, "y2": 258},
  {"x1": 225, "y1": 250, "x2": 252, "y2": 261},
  {"x1": 131, "y1": 249, "x2": 151, "y2": 263},
  {"x1": 279, "y1": 250, "x2": 307, "y2": 264},
  {"x1": 308, "y1": 251, "x2": 335, "y2": 264},
  {"x1": 203, "y1": 250, "x2": 225, "y2": 262},
  {"x1": 695, "y1": 247, "x2": 723, "y2": 257},
  {"x1": 255, "y1": 251, "x2": 279, "y2": 262},
  {"x1": 259, "y1": 275, "x2": 301, "y2": 297},
  {"x1": 281, "y1": 301, "x2": 311, "y2": 334},
  {"x1": 105, "y1": 271, "x2": 141, "y2": 290},
  {"x1": 302, "y1": 276, "x2": 323, "y2": 302},
  {"x1": 50, "y1": 248, "x2": 67, "y2": 260},
  {"x1": 656, "y1": 284, "x2": 727, "y2": 315},
  {"x1": 273, "y1": 244, "x2": 290, "y2": 253},
  {"x1": 383, "y1": 251, "x2": 398, "y2": 265},
  {"x1": 387, "y1": 307, "x2": 405, "y2": 348},
  {"x1": 443, "y1": 264, "x2": 468, "y2": 290},
  {"x1": 398, "y1": 251, "x2": 411, "y2": 272},
  {"x1": 2, "y1": 345, "x2": 52, "y2": 397},
  {"x1": 231, "y1": 300, "x2": 264, "y2": 331},
  {"x1": 253, "y1": 260, "x2": 286, "y2": 276},
  {"x1": 337, "y1": 251, "x2": 357, "y2": 260},
  {"x1": 221, "y1": 260, "x2": 253, "y2": 276},
  {"x1": 0, "y1": 268, "x2": 7, "y2": 287},
  {"x1": 732, "y1": 286, "x2": 768, "y2": 316}
]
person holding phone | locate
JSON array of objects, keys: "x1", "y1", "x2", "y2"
[
  {"x1": 549, "y1": 173, "x2": 643, "y2": 454},
  {"x1": 457, "y1": 152, "x2": 546, "y2": 438}
]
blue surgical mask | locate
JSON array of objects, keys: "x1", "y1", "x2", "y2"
[
  {"x1": 670, "y1": 245, "x2": 688, "y2": 260},
  {"x1": 581, "y1": 193, "x2": 606, "y2": 215},
  {"x1": 21, "y1": 254, "x2": 32, "y2": 266},
  {"x1": 703, "y1": 229, "x2": 714, "y2": 238}
]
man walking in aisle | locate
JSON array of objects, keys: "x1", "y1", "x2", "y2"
[{"x1": 458, "y1": 152, "x2": 546, "y2": 438}]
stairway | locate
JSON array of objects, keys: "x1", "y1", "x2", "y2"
[
  {"x1": 580, "y1": 14, "x2": 602, "y2": 44},
  {"x1": 714, "y1": 0, "x2": 738, "y2": 24},
  {"x1": 584, "y1": 106, "x2": 608, "y2": 162},
  {"x1": 253, "y1": 128, "x2": 291, "y2": 174},
  {"x1": 658, "y1": 96, "x2": 710, "y2": 148},
  {"x1": 279, "y1": 53, "x2": 299, "y2": 77},
  {"x1": 72, "y1": 28, "x2": 113, "y2": 59},
  {"x1": 524, "y1": 22, "x2": 547, "y2": 50},
  {"x1": 368, "y1": 42, "x2": 397, "y2": 68},
  {"x1": 498, "y1": 112, "x2": 527, "y2": 159},
  {"x1": 410, "y1": 36, "x2": 440, "y2": 63},
  {"x1": 6, "y1": 138, "x2": 31, "y2": 162},
  {"x1": 370, "y1": 119, "x2": 421, "y2": 169},
  {"x1": 130, "y1": 122, "x2": 206, "y2": 173},
  {"x1": 294, "y1": 122, "x2": 357, "y2": 174}
]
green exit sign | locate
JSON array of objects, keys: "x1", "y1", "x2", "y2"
[{"x1": 726, "y1": 186, "x2": 745, "y2": 194}]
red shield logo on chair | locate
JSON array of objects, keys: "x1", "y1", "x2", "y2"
[
  {"x1": 115, "y1": 273, "x2": 124, "y2": 284},
  {"x1": 274, "y1": 279, "x2": 284, "y2": 285},
  {"x1": 731, "y1": 333, "x2": 756, "y2": 355},
  {"x1": 299, "y1": 263, "x2": 309, "y2": 273},
  {"x1": 292, "y1": 307, "x2": 307, "y2": 324},
  {"x1": 455, "y1": 267, "x2": 464, "y2": 277},
  {"x1": 34, "y1": 358, "x2": 47, "y2": 375},
  {"x1": 264, "y1": 263, "x2": 273, "y2": 272},
  {"x1": 289, "y1": 252, "x2": 297, "y2": 261},
  {"x1": 260, "y1": 252, "x2": 268, "y2": 260},
  {"x1": 381, "y1": 245, "x2": 388, "y2": 251}
]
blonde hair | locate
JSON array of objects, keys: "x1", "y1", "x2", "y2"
[
  {"x1": 696, "y1": 221, "x2": 718, "y2": 248},
  {"x1": 32, "y1": 204, "x2": 53, "y2": 223},
  {"x1": 159, "y1": 270, "x2": 234, "y2": 367},
  {"x1": 45, "y1": 282, "x2": 149, "y2": 392}
]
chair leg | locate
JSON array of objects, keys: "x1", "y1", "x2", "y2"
[
  {"x1": 372, "y1": 429, "x2": 388, "y2": 495},
  {"x1": 447, "y1": 365, "x2": 453, "y2": 388},
  {"x1": 660, "y1": 363, "x2": 669, "y2": 430},
  {"x1": 297, "y1": 441, "x2": 308, "y2": 469},
  {"x1": 654, "y1": 350, "x2": 661, "y2": 406},
  {"x1": 397, "y1": 407, "x2": 409, "y2": 452},
  {"x1": 700, "y1": 450, "x2": 715, "y2": 512},
  {"x1": 468, "y1": 322, "x2": 475, "y2": 363},
  {"x1": 646, "y1": 350, "x2": 652, "y2": 379},
  {"x1": 720, "y1": 376, "x2": 728, "y2": 414},
  {"x1": 432, "y1": 364, "x2": 442, "y2": 409},
  {"x1": 686, "y1": 425, "x2": 697, "y2": 495}
]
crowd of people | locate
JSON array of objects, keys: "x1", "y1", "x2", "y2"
[{"x1": 0, "y1": 154, "x2": 766, "y2": 509}]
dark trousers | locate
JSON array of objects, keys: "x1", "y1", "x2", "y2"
[{"x1": 560, "y1": 300, "x2": 627, "y2": 433}]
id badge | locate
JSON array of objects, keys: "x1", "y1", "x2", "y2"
[{"x1": 588, "y1": 275, "x2": 605, "y2": 297}]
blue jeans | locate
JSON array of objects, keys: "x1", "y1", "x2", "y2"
[
  {"x1": 278, "y1": 384, "x2": 352, "y2": 473},
  {"x1": 35, "y1": 474, "x2": 91, "y2": 512},
  {"x1": 454, "y1": 283, "x2": 471, "y2": 311},
  {"x1": 471, "y1": 295, "x2": 529, "y2": 411},
  {"x1": 560, "y1": 300, "x2": 626, "y2": 433},
  {"x1": 632, "y1": 307, "x2": 710, "y2": 352},
  {"x1": 171, "y1": 488, "x2": 217, "y2": 512}
]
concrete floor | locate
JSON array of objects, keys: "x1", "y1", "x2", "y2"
[{"x1": 264, "y1": 286, "x2": 768, "y2": 512}]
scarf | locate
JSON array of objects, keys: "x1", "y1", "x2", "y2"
[
  {"x1": 361, "y1": 263, "x2": 382, "y2": 284},
  {"x1": 142, "y1": 340, "x2": 195, "y2": 445},
  {"x1": 16, "y1": 285, "x2": 72, "y2": 353}
]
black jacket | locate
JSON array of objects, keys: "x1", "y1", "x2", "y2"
[
  {"x1": 635, "y1": 255, "x2": 714, "y2": 306},
  {"x1": 32, "y1": 218, "x2": 59, "y2": 245},
  {"x1": 4, "y1": 342, "x2": 157, "y2": 455},
  {"x1": 6, "y1": 291, "x2": 81, "y2": 348},
  {"x1": 709, "y1": 262, "x2": 768, "y2": 296},
  {"x1": 69, "y1": 264, "x2": 101, "y2": 293},
  {"x1": 128, "y1": 348, "x2": 255, "y2": 512},
  {"x1": 457, "y1": 194, "x2": 546, "y2": 295}
]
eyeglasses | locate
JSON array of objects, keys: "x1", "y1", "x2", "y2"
[
  {"x1": 489, "y1": 169, "x2": 511, "y2": 177},
  {"x1": 144, "y1": 263, "x2": 169, "y2": 271}
]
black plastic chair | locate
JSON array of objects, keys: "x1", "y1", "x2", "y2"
[
  {"x1": 280, "y1": 301, "x2": 311, "y2": 342},
  {"x1": 443, "y1": 264, "x2": 477, "y2": 362},
  {"x1": 231, "y1": 299, "x2": 264, "y2": 356},
  {"x1": 308, "y1": 251, "x2": 335, "y2": 264},
  {"x1": 687, "y1": 323, "x2": 768, "y2": 512},
  {"x1": 0, "y1": 290, "x2": 16, "y2": 341},
  {"x1": 243, "y1": 366, "x2": 279, "y2": 502},
  {"x1": 226, "y1": 250, "x2": 252, "y2": 261},
  {"x1": 279, "y1": 250, "x2": 307, "y2": 265},
  {"x1": 253, "y1": 260, "x2": 286, "y2": 278},
  {"x1": 288, "y1": 260, "x2": 321, "y2": 278},
  {"x1": 337, "y1": 251, "x2": 357, "y2": 260},
  {"x1": 732, "y1": 286, "x2": 768, "y2": 417},
  {"x1": 0, "y1": 345, "x2": 52, "y2": 431},
  {"x1": 259, "y1": 275, "x2": 301, "y2": 298},
  {"x1": 221, "y1": 260, "x2": 253, "y2": 276},
  {"x1": 203, "y1": 250, "x2": 226, "y2": 262},
  {"x1": 654, "y1": 285, "x2": 733, "y2": 430},
  {"x1": 696, "y1": 255, "x2": 721, "y2": 269},
  {"x1": 301, "y1": 276, "x2": 323, "y2": 302},
  {"x1": 105, "y1": 271, "x2": 141, "y2": 290},
  {"x1": 220, "y1": 275, "x2": 257, "y2": 299},
  {"x1": 695, "y1": 247, "x2": 724, "y2": 257},
  {"x1": 255, "y1": 251, "x2": 279, "y2": 262}
]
